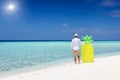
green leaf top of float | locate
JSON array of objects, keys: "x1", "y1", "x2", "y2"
[{"x1": 82, "y1": 35, "x2": 93, "y2": 44}]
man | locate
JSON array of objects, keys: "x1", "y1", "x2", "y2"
[{"x1": 71, "y1": 33, "x2": 82, "y2": 64}]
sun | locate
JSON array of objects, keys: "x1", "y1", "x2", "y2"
[
  {"x1": 8, "y1": 4, "x2": 15, "y2": 10},
  {"x1": 7, "y1": 4, "x2": 15, "y2": 12}
]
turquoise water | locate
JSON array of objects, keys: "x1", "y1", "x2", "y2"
[{"x1": 0, "y1": 41, "x2": 120, "y2": 72}]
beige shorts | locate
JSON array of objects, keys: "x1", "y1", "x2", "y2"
[{"x1": 72, "y1": 50, "x2": 80, "y2": 56}]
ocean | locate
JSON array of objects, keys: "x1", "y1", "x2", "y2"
[{"x1": 0, "y1": 41, "x2": 120, "y2": 73}]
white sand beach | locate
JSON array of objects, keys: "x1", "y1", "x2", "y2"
[{"x1": 0, "y1": 55, "x2": 120, "y2": 80}]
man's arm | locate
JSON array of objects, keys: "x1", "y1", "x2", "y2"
[
  {"x1": 79, "y1": 39, "x2": 84, "y2": 45},
  {"x1": 71, "y1": 40, "x2": 73, "y2": 50}
]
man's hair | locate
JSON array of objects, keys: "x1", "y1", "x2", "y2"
[{"x1": 75, "y1": 36, "x2": 78, "y2": 38}]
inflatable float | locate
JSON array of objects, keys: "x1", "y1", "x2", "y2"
[{"x1": 81, "y1": 35, "x2": 94, "y2": 63}]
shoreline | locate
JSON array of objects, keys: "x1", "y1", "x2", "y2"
[
  {"x1": 0, "y1": 59, "x2": 72, "y2": 79},
  {"x1": 0, "y1": 55, "x2": 120, "y2": 80},
  {"x1": 0, "y1": 51, "x2": 119, "y2": 77}
]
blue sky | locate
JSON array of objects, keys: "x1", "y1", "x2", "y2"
[{"x1": 0, "y1": 0, "x2": 120, "y2": 40}]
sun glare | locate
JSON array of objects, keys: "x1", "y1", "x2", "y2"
[
  {"x1": 6, "y1": 4, "x2": 16, "y2": 12},
  {"x1": 8, "y1": 4, "x2": 15, "y2": 10}
]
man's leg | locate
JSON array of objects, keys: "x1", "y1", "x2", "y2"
[
  {"x1": 73, "y1": 50, "x2": 77, "y2": 64},
  {"x1": 77, "y1": 50, "x2": 80, "y2": 64}
]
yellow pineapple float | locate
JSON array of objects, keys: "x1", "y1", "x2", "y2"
[{"x1": 82, "y1": 35, "x2": 94, "y2": 63}]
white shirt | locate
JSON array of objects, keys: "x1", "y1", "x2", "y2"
[{"x1": 71, "y1": 38, "x2": 83, "y2": 50}]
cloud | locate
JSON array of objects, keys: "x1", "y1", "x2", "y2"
[
  {"x1": 63, "y1": 24, "x2": 67, "y2": 26},
  {"x1": 63, "y1": 28, "x2": 89, "y2": 33},
  {"x1": 100, "y1": 0, "x2": 120, "y2": 7},
  {"x1": 109, "y1": 10, "x2": 120, "y2": 17},
  {"x1": 62, "y1": 27, "x2": 120, "y2": 35}
]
